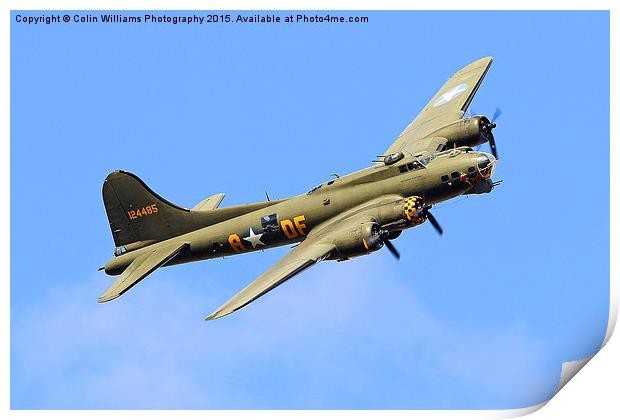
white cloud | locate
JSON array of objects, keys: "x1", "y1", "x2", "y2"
[{"x1": 12, "y1": 255, "x2": 557, "y2": 409}]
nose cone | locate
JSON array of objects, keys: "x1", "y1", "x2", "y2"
[{"x1": 476, "y1": 153, "x2": 496, "y2": 179}]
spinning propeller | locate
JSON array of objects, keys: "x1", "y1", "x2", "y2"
[
  {"x1": 378, "y1": 202, "x2": 443, "y2": 260},
  {"x1": 480, "y1": 106, "x2": 501, "y2": 159},
  {"x1": 423, "y1": 206, "x2": 444, "y2": 236},
  {"x1": 381, "y1": 232, "x2": 401, "y2": 260},
  {"x1": 470, "y1": 106, "x2": 501, "y2": 159}
]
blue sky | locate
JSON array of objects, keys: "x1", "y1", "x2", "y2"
[{"x1": 10, "y1": 11, "x2": 609, "y2": 409}]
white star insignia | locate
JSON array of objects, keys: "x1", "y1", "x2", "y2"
[
  {"x1": 244, "y1": 227, "x2": 265, "y2": 248},
  {"x1": 433, "y1": 83, "x2": 468, "y2": 108}
]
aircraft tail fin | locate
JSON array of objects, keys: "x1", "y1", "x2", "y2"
[{"x1": 102, "y1": 170, "x2": 192, "y2": 247}]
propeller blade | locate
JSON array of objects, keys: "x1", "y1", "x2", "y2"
[
  {"x1": 492, "y1": 106, "x2": 502, "y2": 122},
  {"x1": 488, "y1": 134, "x2": 499, "y2": 159},
  {"x1": 425, "y1": 211, "x2": 444, "y2": 236},
  {"x1": 383, "y1": 239, "x2": 400, "y2": 260}
]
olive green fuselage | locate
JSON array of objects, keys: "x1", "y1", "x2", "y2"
[{"x1": 105, "y1": 149, "x2": 492, "y2": 275}]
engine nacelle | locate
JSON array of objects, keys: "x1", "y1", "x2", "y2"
[
  {"x1": 376, "y1": 196, "x2": 428, "y2": 229},
  {"x1": 328, "y1": 222, "x2": 384, "y2": 261},
  {"x1": 327, "y1": 196, "x2": 430, "y2": 261},
  {"x1": 428, "y1": 116, "x2": 493, "y2": 149}
]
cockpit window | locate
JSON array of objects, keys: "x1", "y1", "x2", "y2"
[
  {"x1": 399, "y1": 159, "x2": 427, "y2": 174},
  {"x1": 419, "y1": 155, "x2": 434, "y2": 166},
  {"x1": 468, "y1": 166, "x2": 476, "y2": 173},
  {"x1": 410, "y1": 161, "x2": 425, "y2": 170},
  {"x1": 307, "y1": 184, "x2": 323, "y2": 194}
]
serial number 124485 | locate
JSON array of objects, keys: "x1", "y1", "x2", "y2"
[{"x1": 127, "y1": 203, "x2": 158, "y2": 220}]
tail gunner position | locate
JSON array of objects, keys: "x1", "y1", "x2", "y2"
[{"x1": 99, "y1": 57, "x2": 500, "y2": 320}]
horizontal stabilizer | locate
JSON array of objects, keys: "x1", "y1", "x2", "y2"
[
  {"x1": 98, "y1": 242, "x2": 189, "y2": 303},
  {"x1": 192, "y1": 193, "x2": 225, "y2": 211}
]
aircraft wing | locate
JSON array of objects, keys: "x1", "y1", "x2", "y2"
[
  {"x1": 205, "y1": 196, "x2": 405, "y2": 321},
  {"x1": 383, "y1": 56, "x2": 493, "y2": 156},
  {"x1": 206, "y1": 237, "x2": 335, "y2": 320},
  {"x1": 98, "y1": 242, "x2": 189, "y2": 303}
]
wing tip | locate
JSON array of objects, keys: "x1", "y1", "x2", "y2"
[
  {"x1": 97, "y1": 293, "x2": 118, "y2": 303},
  {"x1": 205, "y1": 304, "x2": 238, "y2": 320},
  {"x1": 475, "y1": 56, "x2": 493, "y2": 64},
  {"x1": 205, "y1": 310, "x2": 228, "y2": 321},
  {"x1": 461, "y1": 56, "x2": 493, "y2": 73}
]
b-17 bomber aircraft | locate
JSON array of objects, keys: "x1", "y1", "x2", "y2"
[{"x1": 99, "y1": 57, "x2": 501, "y2": 320}]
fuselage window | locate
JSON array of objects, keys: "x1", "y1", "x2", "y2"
[
  {"x1": 441, "y1": 175, "x2": 449, "y2": 183},
  {"x1": 327, "y1": 180, "x2": 334, "y2": 185},
  {"x1": 261, "y1": 214, "x2": 278, "y2": 231},
  {"x1": 468, "y1": 167, "x2": 476, "y2": 173},
  {"x1": 399, "y1": 165, "x2": 408, "y2": 173},
  {"x1": 451, "y1": 172, "x2": 460, "y2": 179}
]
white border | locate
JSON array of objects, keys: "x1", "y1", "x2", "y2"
[{"x1": 2, "y1": 1, "x2": 616, "y2": 419}]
